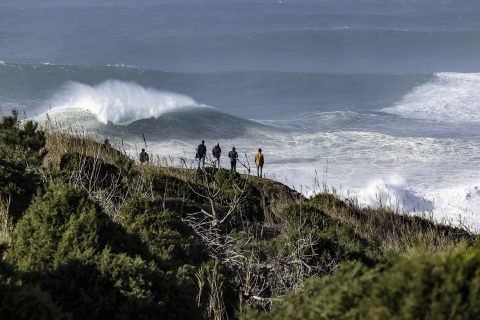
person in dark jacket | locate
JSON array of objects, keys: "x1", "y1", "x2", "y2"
[
  {"x1": 212, "y1": 143, "x2": 221, "y2": 168},
  {"x1": 228, "y1": 147, "x2": 238, "y2": 172},
  {"x1": 139, "y1": 148, "x2": 149, "y2": 164},
  {"x1": 196, "y1": 140, "x2": 207, "y2": 168}
]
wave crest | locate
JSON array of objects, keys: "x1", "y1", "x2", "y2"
[
  {"x1": 382, "y1": 72, "x2": 480, "y2": 123},
  {"x1": 49, "y1": 80, "x2": 198, "y2": 125}
]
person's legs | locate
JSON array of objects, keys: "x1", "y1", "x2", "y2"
[
  {"x1": 260, "y1": 165, "x2": 263, "y2": 178},
  {"x1": 201, "y1": 156, "x2": 205, "y2": 168},
  {"x1": 256, "y1": 165, "x2": 259, "y2": 177}
]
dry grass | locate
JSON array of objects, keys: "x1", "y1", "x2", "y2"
[
  {"x1": 42, "y1": 127, "x2": 475, "y2": 256},
  {"x1": 310, "y1": 191, "x2": 476, "y2": 255},
  {"x1": 44, "y1": 130, "x2": 126, "y2": 167},
  {"x1": 0, "y1": 198, "x2": 13, "y2": 246}
]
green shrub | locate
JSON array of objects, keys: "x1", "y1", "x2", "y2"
[
  {"x1": 7, "y1": 185, "x2": 203, "y2": 319},
  {"x1": 0, "y1": 111, "x2": 46, "y2": 220},
  {"x1": 8, "y1": 183, "x2": 108, "y2": 271},
  {"x1": 199, "y1": 168, "x2": 264, "y2": 221},
  {"x1": 0, "y1": 111, "x2": 46, "y2": 167},
  {"x1": 39, "y1": 250, "x2": 169, "y2": 320},
  {"x1": 211, "y1": 168, "x2": 239, "y2": 185},
  {"x1": 59, "y1": 152, "x2": 124, "y2": 189},
  {"x1": 40, "y1": 258, "x2": 118, "y2": 320},
  {"x1": 0, "y1": 280, "x2": 70, "y2": 320},
  {"x1": 8, "y1": 182, "x2": 153, "y2": 270},
  {"x1": 148, "y1": 171, "x2": 196, "y2": 199},
  {"x1": 97, "y1": 250, "x2": 202, "y2": 320},
  {"x1": 0, "y1": 253, "x2": 68, "y2": 320},
  {"x1": 120, "y1": 198, "x2": 205, "y2": 268},
  {"x1": 273, "y1": 204, "x2": 382, "y2": 273},
  {"x1": 309, "y1": 192, "x2": 347, "y2": 209},
  {"x1": 221, "y1": 183, "x2": 264, "y2": 222},
  {"x1": 96, "y1": 250, "x2": 166, "y2": 319},
  {"x1": 246, "y1": 244, "x2": 480, "y2": 320},
  {"x1": 5, "y1": 245, "x2": 190, "y2": 320},
  {"x1": 119, "y1": 198, "x2": 210, "y2": 318}
]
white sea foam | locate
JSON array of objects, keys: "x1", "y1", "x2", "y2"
[
  {"x1": 411, "y1": 183, "x2": 480, "y2": 231},
  {"x1": 48, "y1": 80, "x2": 198, "y2": 125},
  {"x1": 383, "y1": 72, "x2": 480, "y2": 123},
  {"x1": 356, "y1": 174, "x2": 434, "y2": 212},
  {"x1": 350, "y1": 176, "x2": 480, "y2": 231}
]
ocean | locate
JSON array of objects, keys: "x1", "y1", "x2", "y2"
[{"x1": 1, "y1": 0, "x2": 480, "y2": 228}]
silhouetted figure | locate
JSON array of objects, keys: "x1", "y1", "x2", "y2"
[
  {"x1": 196, "y1": 140, "x2": 207, "y2": 168},
  {"x1": 255, "y1": 148, "x2": 264, "y2": 177},
  {"x1": 212, "y1": 143, "x2": 221, "y2": 169},
  {"x1": 139, "y1": 148, "x2": 149, "y2": 164},
  {"x1": 228, "y1": 147, "x2": 238, "y2": 172}
]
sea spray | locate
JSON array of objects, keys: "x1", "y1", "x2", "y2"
[
  {"x1": 383, "y1": 73, "x2": 480, "y2": 123},
  {"x1": 356, "y1": 174, "x2": 434, "y2": 212},
  {"x1": 49, "y1": 80, "x2": 198, "y2": 125}
]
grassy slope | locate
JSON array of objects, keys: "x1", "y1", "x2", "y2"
[{"x1": 44, "y1": 131, "x2": 474, "y2": 255}]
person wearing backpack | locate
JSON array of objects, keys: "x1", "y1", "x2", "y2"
[
  {"x1": 228, "y1": 147, "x2": 239, "y2": 172},
  {"x1": 255, "y1": 148, "x2": 264, "y2": 177},
  {"x1": 212, "y1": 143, "x2": 222, "y2": 169},
  {"x1": 196, "y1": 140, "x2": 207, "y2": 168}
]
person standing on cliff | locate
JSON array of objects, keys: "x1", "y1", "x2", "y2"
[
  {"x1": 196, "y1": 140, "x2": 207, "y2": 168},
  {"x1": 255, "y1": 148, "x2": 264, "y2": 177},
  {"x1": 139, "y1": 148, "x2": 149, "y2": 164},
  {"x1": 228, "y1": 147, "x2": 238, "y2": 172},
  {"x1": 212, "y1": 143, "x2": 222, "y2": 169}
]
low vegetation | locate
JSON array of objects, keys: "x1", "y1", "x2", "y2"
[{"x1": 0, "y1": 111, "x2": 477, "y2": 319}]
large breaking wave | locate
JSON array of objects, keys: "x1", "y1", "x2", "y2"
[{"x1": 48, "y1": 80, "x2": 198, "y2": 125}]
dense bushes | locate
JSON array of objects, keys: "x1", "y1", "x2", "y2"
[
  {"x1": 40, "y1": 251, "x2": 170, "y2": 320},
  {"x1": 202, "y1": 168, "x2": 264, "y2": 221},
  {"x1": 119, "y1": 198, "x2": 208, "y2": 319},
  {"x1": 246, "y1": 244, "x2": 480, "y2": 320},
  {"x1": 149, "y1": 170, "x2": 201, "y2": 200},
  {"x1": 5, "y1": 183, "x2": 204, "y2": 320},
  {"x1": 0, "y1": 280, "x2": 70, "y2": 320},
  {"x1": 120, "y1": 197, "x2": 205, "y2": 268},
  {"x1": 0, "y1": 111, "x2": 46, "y2": 167},
  {"x1": 0, "y1": 111, "x2": 46, "y2": 220},
  {"x1": 8, "y1": 184, "x2": 109, "y2": 271},
  {"x1": 60, "y1": 152, "x2": 120, "y2": 181},
  {"x1": 0, "y1": 255, "x2": 69, "y2": 320},
  {"x1": 273, "y1": 204, "x2": 382, "y2": 273}
]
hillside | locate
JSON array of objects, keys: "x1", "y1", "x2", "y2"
[{"x1": 0, "y1": 111, "x2": 478, "y2": 320}]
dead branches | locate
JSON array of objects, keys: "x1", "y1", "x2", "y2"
[{"x1": 178, "y1": 160, "x2": 327, "y2": 313}]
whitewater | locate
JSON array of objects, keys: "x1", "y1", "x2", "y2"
[{"x1": 1, "y1": 0, "x2": 480, "y2": 229}]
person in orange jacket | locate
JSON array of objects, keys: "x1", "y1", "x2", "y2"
[{"x1": 254, "y1": 148, "x2": 264, "y2": 177}]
